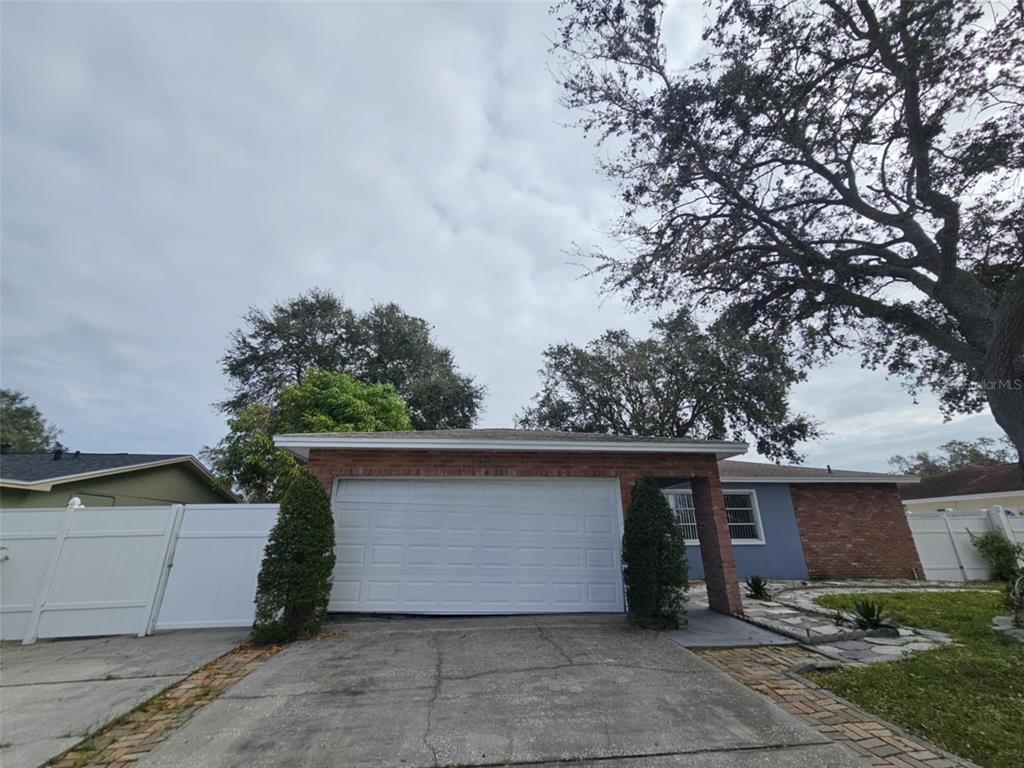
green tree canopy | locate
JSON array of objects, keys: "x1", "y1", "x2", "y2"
[
  {"x1": 889, "y1": 435, "x2": 1016, "y2": 477},
  {"x1": 517, "y1": 311, "x2": 821, "y2": 462},
  {"x1": 219, "y1": 289, "x2": 484, "y2": 430},
  {"x1": 0, "y1": 389, "x2": 62, "y2": 451},
  {"x1": 204, "y1": 371, "x2": 412, "y2": 502},
  {"x1": 553, "y1": 0, "x2": 1024, "y2": 464}
]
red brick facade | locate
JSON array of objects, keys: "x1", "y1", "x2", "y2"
[
  {"x1": 790, "y1": 483, "x2": 922, "y2": 579},
  {"x1": 307, "y1": 447, "x2": 744, "y2": 614}
]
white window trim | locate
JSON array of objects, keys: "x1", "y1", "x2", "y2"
[
  {"x1": 662, "y1": 488, "x2": 766, "y2": 546},
  {"x1": 722, "y1": 488, "x2": 766, "y2": 545},
  {"x1": 663, "y1": 489, "x2": 700, "y2": 546}
]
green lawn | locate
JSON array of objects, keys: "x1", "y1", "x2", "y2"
[{"x1": 807, "y1": 591, "x2": 1024, "y2": 768}]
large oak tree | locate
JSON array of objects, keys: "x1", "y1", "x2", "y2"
[
  {"x1": 219, "y1": 289, "x2": 485, "y2": 430},
  {"x1": 517, "y1": 312, "x2": 821, "y2": 462},
  {"x1": 553, "y1": 0, "x2": 1024, "y2": 463}
]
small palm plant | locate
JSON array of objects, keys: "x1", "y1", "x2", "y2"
[
  {"x1": 744, "y1": 574, "x2": 771, "y2": 601},
  {"x1": 851, "y1": 598, "x2": 897, "y2": 631}
]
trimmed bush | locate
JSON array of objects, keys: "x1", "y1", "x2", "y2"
[
  {"x1": 970, "y1": 530, "x2": 1024, "y2": 582},
  {"x1": 621, "y1": 477, "x2": 688, "y2": 628},
  {"x1": 252, "y1": 469, "x2": 336, "y2": 644}
]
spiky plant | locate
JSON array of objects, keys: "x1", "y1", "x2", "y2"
[
  {"x1": 744, "y1": 574, "x2": 771, "y2": 601},
  {"x1": 851, "y1": 598, "x2": 896, "y2": 631}
]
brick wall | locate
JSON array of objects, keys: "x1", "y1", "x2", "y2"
[
  {"x1": 306, "y1": 447, "x2": 744, "y2": 614},
  {"x1": 790, "y1": 483, "x2": 923, "y2": 579},
  {"x1": 307, "y1": 447, "x2": 724, "y2": 516}
]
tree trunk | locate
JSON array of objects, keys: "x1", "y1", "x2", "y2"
[
  {"x1": 987, "y1": 384, "x2": 1024, "y2": 466},
  {"x1": 982, "y1": 271, "x2": 1024, "y2": 469}
]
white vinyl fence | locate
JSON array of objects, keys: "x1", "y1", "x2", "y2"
[
  {"x1": 907, "y1": 506, "x2": 1024, "y2": 582},
  {"x1": 0, "y1": 502, "x2": 276, "y2": 643},
  {"x1": 156, "y1": 504, "x2": 278, "y2": 630}
]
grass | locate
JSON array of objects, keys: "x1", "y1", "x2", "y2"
[{"x1": 807, "y1": 590, "x2": 1024, "y2": 768}]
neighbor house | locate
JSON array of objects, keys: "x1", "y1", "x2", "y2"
[
  {"x1": 0, "y1": 448, "x2": 237, "y2": 508},
  {"x1": 274, "y1": 428, "x2": 920, "y2": 616},
  {"x1": 900, "y1": 463, "x2": 1023, "y2": 516}
]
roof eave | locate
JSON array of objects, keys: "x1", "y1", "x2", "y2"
[{"x1": 273, "y1": 434, "x2": 749, "y2": 461}]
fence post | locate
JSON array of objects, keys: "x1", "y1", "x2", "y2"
[
  {"x1": 22, "y1": 498, "x2": 82, "y2": 644},
  {"x1": 140, "y1": 504, "x2": 186, "y2": 637},
  {"x1": 986, "y1": 505, "x2": 1014, "y2": 539},
  {"x1": 943, "y1": 515, "x2": 969, "y2": 583}
]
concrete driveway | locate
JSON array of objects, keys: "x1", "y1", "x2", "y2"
[
  {"x1": 0, "y1": 628, "x2": 247, "y2": 768},
  {"x1": 139, "y1": 615, "x2": 865, "y2": 768}
]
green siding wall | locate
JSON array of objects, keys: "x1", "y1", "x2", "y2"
[{"x1": 0, "y1": 464, "x2": 230, "y2": 508}]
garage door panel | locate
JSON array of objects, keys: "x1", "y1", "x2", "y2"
[{"x1": 330, "y1": 478, "x2": 623, "y2": 614}]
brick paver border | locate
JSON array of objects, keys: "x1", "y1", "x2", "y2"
[
  {"x1": 695, "y1": 645, "x2": 980, "y2": 768},
  {"x1": 47, "y1": 643, "x2": 281, "y2": 768}
]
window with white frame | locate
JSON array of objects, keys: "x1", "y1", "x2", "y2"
[
  {"x1": 665, "y1": 492, "x2": 699, "y2": 543},
  {"x1": 723, "y1": 492, "x2": 763, "y2": 542},
  {"x1": 662, "y1": 489, "x2": 764, "y2": 545}
]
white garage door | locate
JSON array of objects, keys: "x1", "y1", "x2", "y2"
[{"x1": 330, "y1": 478, "x2": 624, "y2": 614}]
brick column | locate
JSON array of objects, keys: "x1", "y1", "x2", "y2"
[{"x1": 691, "y1": 475, "x2": 744, "y2": 615}]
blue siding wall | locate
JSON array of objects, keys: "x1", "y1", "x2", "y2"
[{"x1": 683, "y1": 482, "x2": 809, "y2": 580}]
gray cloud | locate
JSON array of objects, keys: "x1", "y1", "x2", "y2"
[{"x1": 1, "y1": 2, "x2": 1004, "y2": 470}]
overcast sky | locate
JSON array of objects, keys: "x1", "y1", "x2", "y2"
[{"x1": 1, "y1": 1, "x2": 1005, "y2": 472}]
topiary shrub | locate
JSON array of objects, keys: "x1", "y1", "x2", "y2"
[
  {"x1": 969, "y1": 529, "x2": 1024, "y2": 581},
  {"x1": 621, "y1": 476, "x2": 688, "y2": 628},
  {"x1": 252, "y1": 469, "x2": 336, "y2": 644}
]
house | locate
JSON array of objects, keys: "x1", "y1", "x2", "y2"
[
  {"x1": 900, "y1": 462, "x2": 1023, "y2": 516},
  {"x1": 0, "y1": 448, "x2": 237, "y2": 508},
  {"x1": 274, "y1": 428, "x2": 920, "y2": 616}
]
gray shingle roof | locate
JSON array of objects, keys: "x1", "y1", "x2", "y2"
[
  {"x1": 718, "y1": 459, "x2": 911, "y2": 482},
  {"x1": 0, "y1": 452, "x2": 189, "y2": 483}
]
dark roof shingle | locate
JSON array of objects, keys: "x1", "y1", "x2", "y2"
[
  {"x1": 0, "y1": 452, "x2": 189, "y2": 483},
  {"x1": 900, "y1": 463, "x2": 1024, "y2": 500},
  {"x1": 718, "y1": 459, "x2": 910, "y2": 482}
]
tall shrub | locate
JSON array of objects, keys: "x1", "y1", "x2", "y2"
[
  {"x1": 621, "y1": 477, "x2": 688, "y2": 628},
  {"x1": 252, "y1": 470, "x2": 336, "y2": 644},
  {"x1": 969, "y1": 530, "x2": 1024, "y2": 582}
]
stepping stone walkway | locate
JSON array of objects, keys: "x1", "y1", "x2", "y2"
[{"x1": 686, "y1": 581, "x2": 965, "y2": 666}]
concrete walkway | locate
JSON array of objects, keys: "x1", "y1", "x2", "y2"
[
  {"x1": 666, "y1": 606, "x2": 795, "y2": 648},
  {"x1": 138, "y1": 614, "x2": 864, "y2": 768},
  {"x1": 0, "y1": 628, "x2": 247, "y2": 768}
]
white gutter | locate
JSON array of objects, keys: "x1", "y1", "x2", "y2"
[{"x1": 273, "y1": 434, "x2": 749, "y2": 460}]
